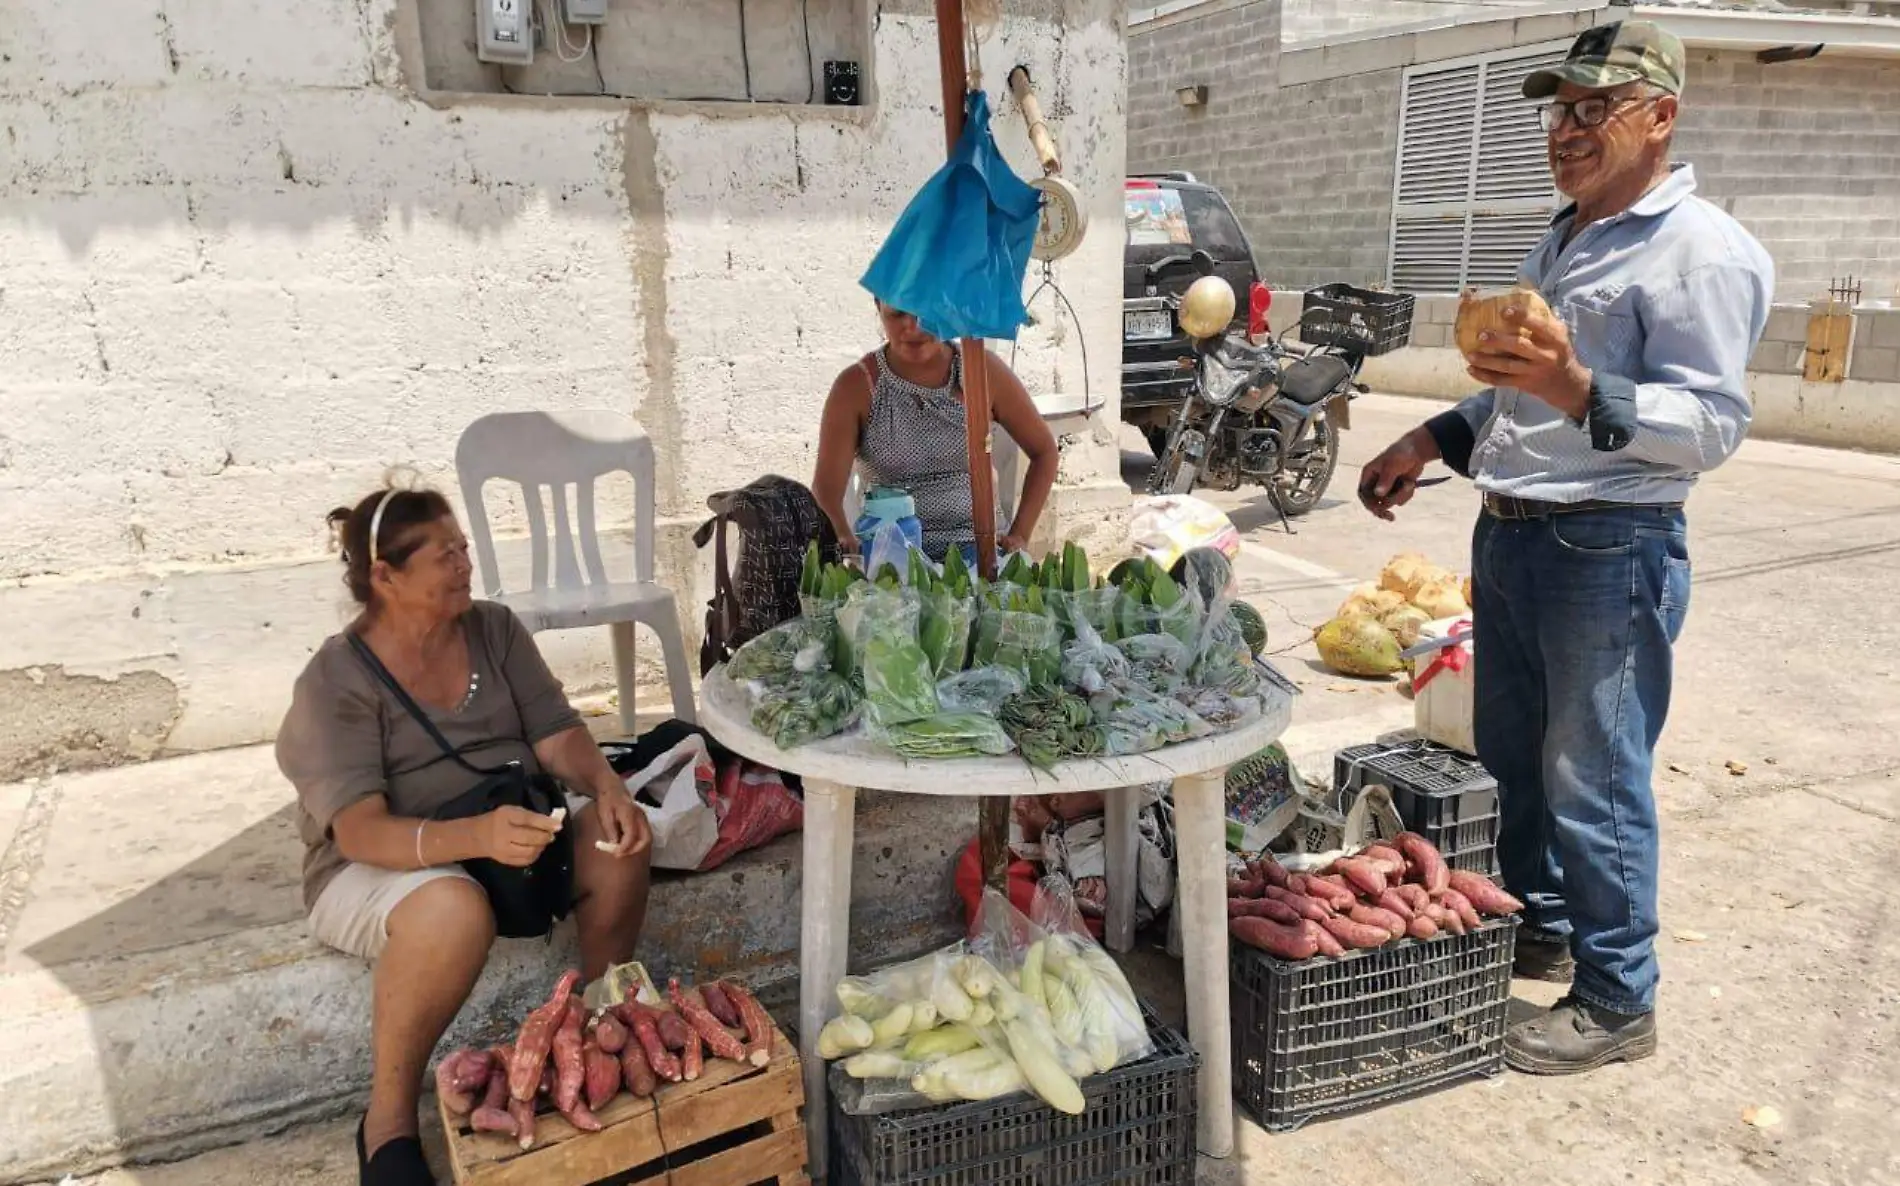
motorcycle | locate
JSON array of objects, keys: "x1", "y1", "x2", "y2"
[{"x1": 1144, "y1": 252, "x2": 1369, "y2": 531}]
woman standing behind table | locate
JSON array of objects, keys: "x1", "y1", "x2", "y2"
[
  {"x1": 276, "y1": 485, "x2": 652, "y2": 1186},
  {"x1": 813, "y1": 299, "x2": 1059, "y2": 564}
]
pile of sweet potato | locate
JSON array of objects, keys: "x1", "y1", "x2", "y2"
[
  {"x1": 435, "y1": 969, "x2": 778, "y2": 1148},
  {"x1": 1226, "y1": 832, "x2": 1523, "y2": 961}
]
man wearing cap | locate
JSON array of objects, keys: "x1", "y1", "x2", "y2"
[{"x1": 1358, "y1": 21, "x2": 1773, "y2": 1075}]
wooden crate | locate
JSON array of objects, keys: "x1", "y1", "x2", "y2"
[{"x1": 439, "y1": 1026, "x2": 807, "y2": 1186}]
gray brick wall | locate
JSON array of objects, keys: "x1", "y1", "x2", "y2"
[
  {"x1": 1129, "y1": 2, "x2": 1401, "y2": 290},
  {"x1": 1675, "y1": 50, "x2": 1900, "y2": 304}
]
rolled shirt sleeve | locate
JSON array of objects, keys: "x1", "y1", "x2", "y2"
[{"x1": 1590, "y1": 260, "x2": 1768, "y2": 471}]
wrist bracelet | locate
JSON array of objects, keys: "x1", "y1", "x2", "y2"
[{"x1": 415, "y1": 820, "x2": 427, "y2": 869}]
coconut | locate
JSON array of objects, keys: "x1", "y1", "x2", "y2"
[
  {"x1": 1455, "y1": 285, "x2": 1555, "y2": 358},
  {"x1": 1462, "y1": 574, "x2": 1473, "y2": 608},
  {"x1": 1338, "y1": 582, "x2": 1406, "y2": 620},
  {"x1": 1314, "y1": 615, "x2": 1403, "y2": 678},
  {"x1": 1378, "y1": 553, "x2": 1430, "y2": 596},
  {"x1": 1379, "y1": 603, "x2": 1433, "y2": 649},
  {"x1": 1412, "y1": 577, "x2": 1469, "y2": 620}
]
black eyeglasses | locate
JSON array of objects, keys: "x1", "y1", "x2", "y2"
[{"x1": 1536, "y1": 94, "x2": 1657, "y2": 133}]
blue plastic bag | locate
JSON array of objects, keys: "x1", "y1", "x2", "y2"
[{"x1": 860, "y1": 91, "x2": 1040, "y2": 343}]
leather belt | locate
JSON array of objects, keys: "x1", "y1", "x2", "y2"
[{"x1": 1481, "y1": 493, "x2": 1682, "y2": 521}]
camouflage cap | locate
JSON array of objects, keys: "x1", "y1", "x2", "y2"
[{"x1": 1522, "y1": 20, "x2": 1685, "y2": 99}]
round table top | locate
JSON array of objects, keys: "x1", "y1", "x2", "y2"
[{"x1": 698, "y1": 667, "x2": 1293, "y2": 795}]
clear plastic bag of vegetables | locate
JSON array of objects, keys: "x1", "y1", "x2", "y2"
[
  {"x1": 1109, "y1": 560, "x2": 1205, "y2": 652},
  {"x1": 1089, "y1": 680, "x2": 1213, "y2": 755},
  {"x1": 1113, "y1": 632, "x2": 1195, "y2": 695},
  {"x1": 1059, "y1": 617, "x2": 1132, "y2": 696},
  {"x1": 751, "y1": 669, "x2": 861, "y2": 749},
  {"x1": 918, "y1": 586, "x2": 975, "y2": 679},
  {"x1": 973, "y1": 600, "x2": 1061, "y2": 687},
  {"x1": 860, "y1": 634, "x2": 940, "y2": 730},
  {"x1": 868, "y1": 711, "x2": 1015, "y2": 760},
  {"x1": 1047, "y1": 586, "x2": 1122, "y2": 644},
  {"x1": 1184, "y1": 588, "x2": 1261, "y2": 699},
  {"x1": 836, "y1": 581, "x2": 922, "y2": 684},
  {"x1": 1174, "y1": 684, "x2": 1263, "y2": 732},
  {"x1": 726, "y1": 615, "x2": 835, "y2": 683},
  {"x1": 936, "y1": 665, "x2": 1027, "y2": 715}
]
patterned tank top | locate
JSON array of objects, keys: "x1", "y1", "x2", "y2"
[{"x1": 855, "y1": 347, "x2": 1004, "y2": 563}]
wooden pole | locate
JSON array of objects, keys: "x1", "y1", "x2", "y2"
[{"x1": 934, "y1": 0, "x2": 1010, "y2": 892}]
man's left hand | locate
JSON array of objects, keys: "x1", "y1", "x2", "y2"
[
  {"x1": 592, "y1": 783, "x2": 652, "y2": 858},
  {"x1": 1466, "y1": 302, "x2": 1593, "y2": 420}
]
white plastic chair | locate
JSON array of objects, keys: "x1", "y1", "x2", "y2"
[{"x1": 455, "y1": 409, "x2": 695, "y2": 734}]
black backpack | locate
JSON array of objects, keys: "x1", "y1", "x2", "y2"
[{"x1": 692, "y1": 476, "x2": 838, "y2": 676}]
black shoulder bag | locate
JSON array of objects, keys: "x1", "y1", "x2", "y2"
[{"x1": 348, "y1": 633, "x2": 575, "y2": 939}]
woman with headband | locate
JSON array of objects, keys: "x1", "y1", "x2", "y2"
[{"x1": 275, "y1": 484, "x2": 652, "y2": 1186}]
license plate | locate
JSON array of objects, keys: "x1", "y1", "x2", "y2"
[{"x1": 1125, "y1": 310, "x2": 1172, "y2": 341}]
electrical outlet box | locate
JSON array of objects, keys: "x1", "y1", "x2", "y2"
[
  {"x1": 477, "y1": 0, "x2": 533, "y2": 65},
  {"x1": 562, "y1": 0, "x2": 609, "y2": 24}
]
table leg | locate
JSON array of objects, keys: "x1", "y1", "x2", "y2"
[
  {"x1": 1174, "y1": 768, "x2": 1234, "y2": 1159},
  {"x1": 1103, "y1": 786, "x2": 1138, "y2": 953},
  {"x1": 799, "y1": 779, "x2": 856, "y2": 1183}
]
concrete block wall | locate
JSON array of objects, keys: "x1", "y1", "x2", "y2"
[
  {"x1": 0, "y1": 0, "x2": 1132, "y2": 777},
  {"x1": 1850, "y1": 307, "x2": 1900, "y2": 383},
  {"x1": 1127, "y1": 0, "x2": 1282, "y2": 212},
  {"x1": 1672, "y1": 49, "x2": 1900, "y2": 304}
]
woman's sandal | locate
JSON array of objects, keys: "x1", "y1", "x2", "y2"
[{"x1": 358, "y1": 1116, "x2": 436, "y2": 1186}]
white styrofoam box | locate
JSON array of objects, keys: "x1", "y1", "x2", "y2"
[{"x1": 1412, "y1": 615, "x2": 1475, "y2": 756}]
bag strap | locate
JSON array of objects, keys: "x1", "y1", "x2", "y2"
[{"x1": 347, "y1": 632, "x2": 499, "y2": 777}]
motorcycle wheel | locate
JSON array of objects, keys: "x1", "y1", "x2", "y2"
[
  {"x1": 1148, "y1": 438, "x2": 1199, "y2": 496},
  {"x1": 1272, "y1": 415, "x2": 1338, "y2": 516},
  {"x1": 1142, "y1": 427, "x2": 1169, "y2": 460}
]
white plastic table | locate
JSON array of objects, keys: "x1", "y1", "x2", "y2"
[{"x1": 698, "y1": 668, "x2": 1292, "y2": 1178}]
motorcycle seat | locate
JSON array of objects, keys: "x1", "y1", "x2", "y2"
[{"x1": 1277, "y1": 354, "x2": 1352, "y2": 406}]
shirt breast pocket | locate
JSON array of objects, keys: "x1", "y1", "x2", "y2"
[{"x1": 1565, "y1": 294, "x2": 1643, "y2": 377}]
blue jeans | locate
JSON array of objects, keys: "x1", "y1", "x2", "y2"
[{"x1": 1471, "y1": 505, "x2": 1692, "y2": 1016}]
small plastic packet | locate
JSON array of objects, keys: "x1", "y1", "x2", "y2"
[
  {"x1": 750, "y1": 670, "x2": 861, "y2": 749},
  {"x1": 726, "y1": 615, "x2": 835, "y2": 683},
  {"x1": 1089, "y1": 681, "x2": 1213, "y2": 755},
  {"x1": 936, "y1": 665, "x2": 1027, "y2": 715},
  {"x1": 974, "y1": 608, "x2": 1061, "y2": 686},
  {"x1": 1114, "y1": 633, "x2": 1195, "y2": 695},
  {"x1": 836, "y1": 581, "x2": 922, "y2": 683},
  {"x1": 860, "y1": 635, "x2": 939, "y2": 729},
  {"x1": 1059, "y1": 617, "x2": 1132, "y2": 696},
  {"x1": 918, "y1": 586, "x2": 976, "y2": 678},
  {"x1": 1047, "y1": 586, "x2": 1123, "y2": 644},
  {"x1": 870, "y1": 711, "x2": 1015, "y2": 760},
  {"x1": 1175, "y1": 685, "x2": 1263, "y2": 731}
]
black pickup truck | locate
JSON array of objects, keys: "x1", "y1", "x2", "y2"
[{"x1": 1121, "y1": 173, "x2": 1262, "y2": 456}]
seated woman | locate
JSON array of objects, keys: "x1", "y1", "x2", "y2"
[
  {"x1": 812, "y1": 299, "x2": 1060, "y2": 564},
  {"x1": 276, "y1": 485, "x2": 653, "y2": 1186}
]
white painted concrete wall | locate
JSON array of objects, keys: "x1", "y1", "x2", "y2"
[{"x1": 0, "y1": 0, "x2": 1131, "y2": 777}]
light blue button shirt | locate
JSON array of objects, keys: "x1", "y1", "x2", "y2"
[{"x1": 1445, "y1": 164, "x2": 1775, "y2": 504}]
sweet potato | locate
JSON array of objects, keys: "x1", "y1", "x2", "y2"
[
  {"x1": 559, "y1": 1096, "x2": 603, "y2": 1133},
  {"x1": 1447, "y1": 870, "x2": 1525, "y2": 916},
  {"x1": 1376, "y1": 889, "x2": 1416, "y2": 923},
  {"x1": 1333, "y1": 858, "x2": 1388, "y2": 900},
  {"x1": 700, "y1": 982, "x2": 741, "y2": 1029},
  {"x1": 1320, "y1": 914, "x2": 1391, "y2": 951},
  {"x1": 451, "y1": 1049, "x2": 495, "y2": 1095},
  {"x1": 509, "y1": 969, "x2": 581, "y2": 1102},
  {"x1": 435, "y1": 1050, "x2": 482, "y2": 1115},
  {"x1": 1429, "y1": 900, "x2": 1466, "y2": 936},
  {"x1": 492, "y1": 1045, "x2": 535, "y2": 1150},
  {"x1": 1438, "y1": 887, "x2": 1484, "y2": 932},
  {"x1": 1349, "y1": 903, "x2": 1408, "y2": 941},
  {"x1": 1406, "y1": 914, "x2": 1440, "y2": 941},
  {"x1": 1308, "y1": 874, "x2": 1360, "y2": 912},
  {"x1": 720, "y1": 980, "x2": 777, "y2": 1068},
  {"x1": 656, "y1": 1008, "x2": 692, "y2": 1052},
  {"x1": 1228, "y1": 876, "x2": 1265, "y2": 899},
  {"x1": 1230, "y1": 915, "x2": 1320, "y2": 961},
  {"x1": 1251, "y1": 855, "x2": 1292, "y2": 889},
  {"x1": 1307, "y1": 919, "x2": 1347, "y2": 958},
  {"x1": 1394, "y1": 883, "x2": 1432, "y2": 914},
  {"x1": 670, "y1": 979, "x2": 752, "y2": 1064},
  {"x1": 591, "y1": 1010, "x2": 629, "y2": 1056},
  {"x1": 552, "y1": 998, "x2": 586, "y2": 1113},
  {"x1": 583, "y1": 1037, "x2": 620, "y2": 1111},
  {"x1": 1229, "y1": 896, "x2": 1304, "y2": 925},
  {"x1": 679, "y1": 1027, "x2": 703, "y2": 1081},
  {"x1": 620, "y1": 1038, "x2": 659, "y2": 1098},
  {"x1": 1262, "y1": 884, "x2": 1332, "y2": 922},
  {"x1": 1395, "y1": 832, "x2": 1449, "y2": 894},
  {"x1": 618, "y1": 1003, "x2": 684, "y2": 1082},
  {"x1": 470, "y1": 1061, "x2": 518, "y2": 1137},
  {"x1": 1361, "y1": 844, "x2": 1406, "y2": 878}
]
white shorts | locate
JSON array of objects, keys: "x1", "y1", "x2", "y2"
[{"x1": 309, "y1": 793, "x2": 591, "y2": 962}]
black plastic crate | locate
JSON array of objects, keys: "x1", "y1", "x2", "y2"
[
  {"x1": 1232, "y1": 917, "x2": 1516, "y2": 1132},
  {"x1": 1335, "y1": 739, "x2": 1500, "y2": 877},
  {"x1": 828, "y1": 1003, "x2": 1197, "y2": 1186},
  {"x1": 1300, "y1": 284, "x2": 1415, "y2": 356}
]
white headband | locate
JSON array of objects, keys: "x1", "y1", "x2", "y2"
[{"x1": 367, "y1": 489, "x2": 401, "y2": 566}]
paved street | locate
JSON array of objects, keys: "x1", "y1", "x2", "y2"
[{"x1": 51, "y1": 394, "x2": 1900, "y2": 1185}]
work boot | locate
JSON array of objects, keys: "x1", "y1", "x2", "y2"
[
  {"x1": 360, "y1": 1117, "x2": 436, "y2": 1186},
  {"x1": 1505, "y1": 995, "x2": 1657, "y2": 1075},
  {"x1": 1512, "y1": 933, "x2": 1574, "y2": 983}
]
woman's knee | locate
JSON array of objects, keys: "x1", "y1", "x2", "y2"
[{"x1": 387, "y1": 875, "x2": 496, "y2": 953}]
